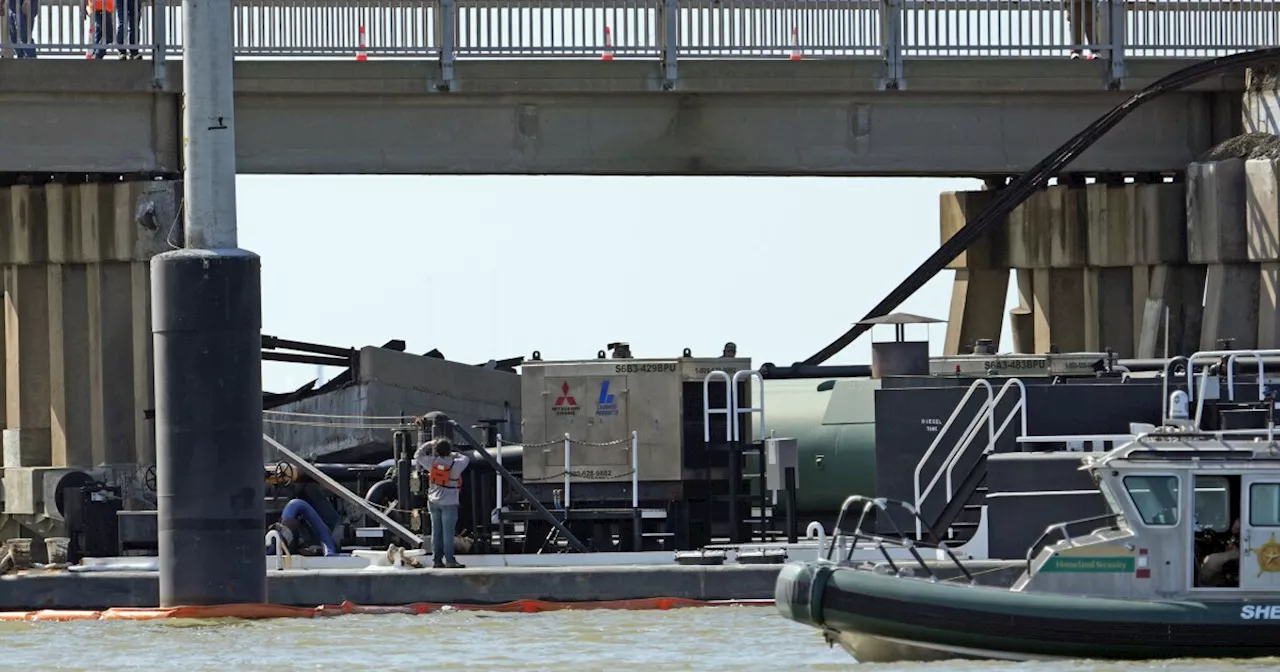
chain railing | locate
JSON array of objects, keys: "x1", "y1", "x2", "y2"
[{"x1": 0, "y1": 0, "x2": 1276, "y2": 77}]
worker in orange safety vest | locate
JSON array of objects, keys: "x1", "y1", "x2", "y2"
[
  {"x1": 85, "y1": 0, "x2": 115, "y2": 59},
  {"x1": 413, "y1": 438, "x2": 471, "y2": 569}
]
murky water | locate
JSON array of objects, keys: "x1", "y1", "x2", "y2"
[{"x1": 1, "y1": 606, "x2": 1277, "y2": 671}]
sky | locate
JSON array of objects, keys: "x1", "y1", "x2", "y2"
[{"x1": 237, "y1": 175, "x2": 1031, "y2": 393}]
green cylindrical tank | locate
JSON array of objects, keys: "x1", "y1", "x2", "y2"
[{"x1": 761, "y1": 377, "x2": 879, "y2": 515}]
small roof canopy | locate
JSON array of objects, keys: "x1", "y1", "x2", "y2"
[
  {"x1": 856, "y1": 313, "x2": 946, "y2": 326},
  {"x1": 857, "y1": 313, "x2": 945, "y2": 342}
]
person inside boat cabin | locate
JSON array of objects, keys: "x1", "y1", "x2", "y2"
[
  {"x1": 1199, "y1": 517, "x2": 1241, "y2": 588},
  {"x1": 414, "y1": 438, "x2": 470, "y2": 569}
]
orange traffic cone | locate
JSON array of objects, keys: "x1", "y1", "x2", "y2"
[
  {"x1": 602, "y1": 26, "x2": 614, "y2": 61},
  {"x1": 789, "y1": 27, "x2": 802, "y2": 61},
  {"x1": 356, "y1": 25, "x2": 368, "y2": 61}
]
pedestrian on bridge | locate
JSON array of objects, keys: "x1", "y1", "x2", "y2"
[
  {"x1": 85, "y1": 0, "x2": 115, "y2": 59},
  {"x1": 116, "y1": 0, "x2": 140, "y2": 59},
  {"x1": 1067, "y1": 0, "x2": 1096, "y2": 60},
  {"x1": 7, "y1": 0, "x2": 38, "y2": 59}
]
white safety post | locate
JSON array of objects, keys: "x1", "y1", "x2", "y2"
[
  {"x1": 631, "y1": 430, "x2": 639, "y2": 508},
  {"x1": 563, "y1": 432, "x2": 572, "y2": 509}
]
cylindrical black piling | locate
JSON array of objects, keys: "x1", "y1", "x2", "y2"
[
  {"x1": 394, "y1": 431, "x2": 412, "y2": 523},
  {"x1": 153, "y1": 248, "x2": 265, "y2": 607}
]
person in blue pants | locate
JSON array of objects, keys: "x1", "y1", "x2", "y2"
[
  {"x1": 414, "y1": 438, "x2": 470, "y2": 568},
  {"x1": 266, "y1": 498, "x2": 340, "y2": 557},
  {"x1": 7, "y1": 0, "x2": 38, "y2": 59}
]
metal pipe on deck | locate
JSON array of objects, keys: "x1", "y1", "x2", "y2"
[{"x1": 154, "y1": 0, "x2": 265, "y2": 606}]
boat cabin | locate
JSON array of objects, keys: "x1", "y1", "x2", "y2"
[{"x1": 1018, "y1": 387, "x2": 1280, "y2": 600}]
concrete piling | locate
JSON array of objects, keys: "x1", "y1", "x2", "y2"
[
  {"x1": 0, "y1": 180, "x2": 177, "y2": 521},
  {"x1": 940, "y1": 177, "x2": 1205, "y2": 358},
  {"x1": 940, "y1": 191, "x2": 1007, "y2": 355}
]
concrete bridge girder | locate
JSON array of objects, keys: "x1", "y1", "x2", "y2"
[{"x1": 0, "y1": 58, "x2": 1244, "y2": 177}]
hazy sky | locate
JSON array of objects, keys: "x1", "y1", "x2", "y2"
[{"x1": 237, "y1": 175, "x2": 1020, "y2": 393}]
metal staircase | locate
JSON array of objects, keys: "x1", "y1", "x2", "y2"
[{"x1": 912, "y1": 378, "x2": 1028, "y2": 542}]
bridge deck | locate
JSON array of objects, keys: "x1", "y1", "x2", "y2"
[
  {"x1": 0, "y1": 58, "x2": 1240, "y2": 176},
  {"x1": 0, "y1": 0, "x2": 1265, "y2": 175}
]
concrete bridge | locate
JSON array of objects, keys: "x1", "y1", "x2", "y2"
[{"x1": 0, "y1": 0, "x2": 1273, "y2": 176}]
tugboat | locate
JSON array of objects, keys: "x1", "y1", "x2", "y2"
[{"x1": 777, "y1": 349, "x2": 1280, "y2": 662}]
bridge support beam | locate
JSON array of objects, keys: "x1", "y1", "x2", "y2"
[
  {"x1": 1244, "y1": 66, "x2": 1280, "y2": 350},
  {"x1": 941, "y1": 180, "x2": 1189, "y2": 357},
  {"x1": 0, "y1": 180, "x2": 178, "y2": 517}
]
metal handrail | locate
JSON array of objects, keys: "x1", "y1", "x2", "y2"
[
  {"x1": 1226, "y1": 351, "x2": 1267, "y2": 402},
  {"x1": 1023, "y1": 512, "x2": 1121, "y2": 575},
  {"x1": 914, "y1": 379, "x2": 992, "y2": 538},
  {"x1": 702, "y1": 370, "x2": 732, "y2": 444},
  {"x1": 1083, "y1": 429, "x2": 1280, "y2": 469},
  {"x1": 944, "y1": 378, "x2": 1027, "y2": 501},
  {"x1": 826, "y1": 495, "x2": 975, "y2": 584},
  {"x1": 2, "y1": 0, "x2": 1277, "y2": 65},
  {"x1": 730, "y1": 369, "x2": 765, "y2": 443}
]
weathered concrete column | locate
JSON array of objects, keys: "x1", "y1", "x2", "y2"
[
  {"x1": 1005, "y1": 189, "x2": 1051, "y2": 353},
  {"x1": 1188, "y1": 159, "x2": 1256, "y2": 349},
  {"x1": 1246, "y1": 158, "x2": 1280, "y2": 347},
  {"x1": 940, "y1": 190, "x2": 1008, "y2": 355},
  {"x1": 1031, "y1": 185, "x2": 1090, "y2": 353},
  {"x1": 1129, "y1": 182, "x2": 1190, "y2": 358},
  {"x1": 1084, "y1": 183, "x2": 1136, "y2": 355},
  {"x1": 4, "y1": 186, "x2": 52, "y2": 471},
  {"x1": 1240, "y1": 66, "x2": 1280, "y2": 348},
  {"x1": 1008, "y1": 269, "x2": 1034, "y2": 353},
  {"x1": 1, "y1": 180, "x2": 177, "y2": 516}
]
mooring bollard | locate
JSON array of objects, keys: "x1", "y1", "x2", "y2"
[{"x1": 44, "y1": 537, "x2": 70, "y2": 565}]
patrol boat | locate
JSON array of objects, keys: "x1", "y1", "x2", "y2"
[{"x1": 776, "y1": 349, "x2": 1280, "y2": 662}]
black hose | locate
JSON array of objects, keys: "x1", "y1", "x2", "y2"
[
  {"x1": 365, "y1": 479, "x2": 397, "y2": 506},
  {"x1": 804, "y1": 48, "x2": 1280, "y2": 366}
]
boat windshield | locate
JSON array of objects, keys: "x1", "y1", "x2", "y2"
[{"x1": 1122, "y1": 474, "x2": 1180, "y2": 526}]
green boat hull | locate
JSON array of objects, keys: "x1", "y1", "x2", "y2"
[{"x1": 776, "y1": 562, "x2": 1280, "y2": 662}]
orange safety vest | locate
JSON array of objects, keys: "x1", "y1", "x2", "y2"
[
  {"x1": 89, "y1": 0, "x2": 115, "y2": 12},
  {"x1": 428, "y1": 459, "x2": 461, "y2": 489}
]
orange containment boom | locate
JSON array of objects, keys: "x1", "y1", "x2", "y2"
[{"x1": 0, "y1": 598, "x2": 774, "y2": 621}]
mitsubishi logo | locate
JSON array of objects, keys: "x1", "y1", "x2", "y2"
[
  {"x1": 554, "y1": 381, "x2": 577, "y2": 407},
  {"x1": 552, "y1": 381, "x2": 578, "y2": 414}
]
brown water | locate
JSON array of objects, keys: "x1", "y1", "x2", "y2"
[{"x1": 1, "y1": 606, "x2": 1276, "y2": 671}]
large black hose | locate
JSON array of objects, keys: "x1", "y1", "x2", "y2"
[{"x1": 804, "y1": 48, "x2": 1280, "y2": 366}]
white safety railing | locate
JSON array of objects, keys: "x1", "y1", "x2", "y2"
[
  {"x1": 0, "y1": 0, "x2": 1275, "y2": 64},
  {"x1": 547, "y1": 431, "x2": 640, "y2": 512}
]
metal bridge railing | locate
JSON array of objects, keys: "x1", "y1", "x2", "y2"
[{"x1": 0, "y1": 0, "x2": 1277, "y2": 67}]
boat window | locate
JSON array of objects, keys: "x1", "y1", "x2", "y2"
[
  {"x1": 1195, "y1": 476, "x2": 1231, "y2": 532},
  {"x1": 1250, "y1": 483, "x2": 1280, "y2": 527},
  {"x1": 1123, "y1": 475, "x2": 1180, "y2": 526}
]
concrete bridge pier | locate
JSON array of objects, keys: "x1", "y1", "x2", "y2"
[
  {"x1": 0, "y1": 179, "x2": 179, "y2": 550},
  {"x1": 941, "y1": 180, "x2": 1189, "y2": 358},
  {"x1": 1244, "y1": 66, "x2": 1280, "y2": 350}
]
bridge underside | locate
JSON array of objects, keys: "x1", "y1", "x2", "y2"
[{"x1": 0, "y1": 58, "x2": 1242, "y2": 177}]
